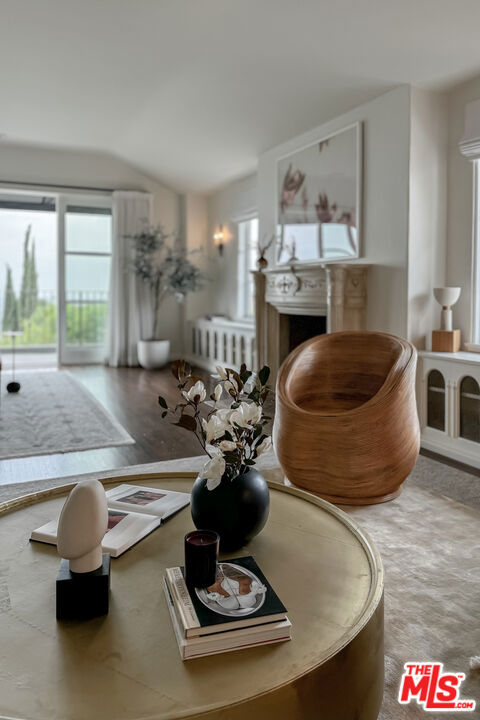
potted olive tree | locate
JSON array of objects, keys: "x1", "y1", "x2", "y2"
[{"x1": 130, "y1": 226, "x2": 205, "y2": 369}]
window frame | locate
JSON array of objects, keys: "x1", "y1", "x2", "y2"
[
  {"x1": 236, "y1": 215, "x2": 258, "y2": 321},
  {"x1": 466, "y1": 161, "x2": 480, "y2": 351}
]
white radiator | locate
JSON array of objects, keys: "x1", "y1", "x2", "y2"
[{"x1": 187, "y1": 318, "x2": 256, "y2": 372}]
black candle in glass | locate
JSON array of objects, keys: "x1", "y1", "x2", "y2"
[{"x1": 184, "y1": 530, "x2": 219, "y2": 588}]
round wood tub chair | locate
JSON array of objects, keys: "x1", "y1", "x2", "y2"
[{"x1": 274, "y1": 331, "x2": 420, "y2": 505}]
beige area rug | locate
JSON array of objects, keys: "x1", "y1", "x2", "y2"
[
  {"x1": 0, "y1": 451, "x2": 479, "y2": 718},
  {"x1": 0, "y1": 370, "x2": 134, "y2": 460}
]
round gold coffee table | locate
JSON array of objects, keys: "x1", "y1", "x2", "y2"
[{"x1": 0, "y1": 472, "x2": 384, "y2": 720}]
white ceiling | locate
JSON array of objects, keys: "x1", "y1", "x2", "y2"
[{"x1": 1, "y1": 0, "x2": 480, "y2": 192}]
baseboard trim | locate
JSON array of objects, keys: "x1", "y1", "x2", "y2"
[{"x1": 421, "y1": 438, "x2": 480, "y2": 471}]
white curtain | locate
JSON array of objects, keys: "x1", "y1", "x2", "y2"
[
  {"x1": 107, "y1": 191, "x2": 153, "y2": 367},
  {"x1": 460, "y1": 98, "x2": 480, "y2": 159}
]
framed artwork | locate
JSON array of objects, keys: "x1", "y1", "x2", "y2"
[{"x1": 276, "y1": 122, "x2": 362, "y2": 265}]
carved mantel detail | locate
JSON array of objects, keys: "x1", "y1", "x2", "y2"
[{"x1": 254, "y1": 264, "x2": 369, "y2": 379}]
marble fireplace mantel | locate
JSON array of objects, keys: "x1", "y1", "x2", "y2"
[{"x1": 253, "y1": 263, "x2": 369, "y2": 379}]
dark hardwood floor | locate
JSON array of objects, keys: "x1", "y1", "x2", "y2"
[
  {"x1": 0, "y1": 365, "x2": 212, "y2": 486},
  {"x1": 3, "y1": 363, "x2": 480, "y2": 491}
]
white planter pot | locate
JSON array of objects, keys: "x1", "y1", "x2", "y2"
[{"x1": 137, "y1": 339, "x2": 171, "y2": 369}]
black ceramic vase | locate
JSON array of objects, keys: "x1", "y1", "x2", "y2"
[{"x1": 191, "y1": 468, "x2": 270, "y2": 551}]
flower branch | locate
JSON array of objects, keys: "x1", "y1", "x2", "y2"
[{"x1": 158, "y1": 360, "x2": 273, "y2": 490}]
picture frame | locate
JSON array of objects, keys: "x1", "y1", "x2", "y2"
[{"x1": 275, "y1": 121, "x2": 362, "y2": 266}]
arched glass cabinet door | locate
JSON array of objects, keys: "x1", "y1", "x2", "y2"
[
  {"x1": 460, "y1": 376, "x2": 480, "y2": 443},
  {"x1": 427, "y1": 369, "x2": 445, "y2": 431}
]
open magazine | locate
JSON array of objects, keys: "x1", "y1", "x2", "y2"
[{"x1": 30, "y1": 484, "x2": 190, "y2": 558}]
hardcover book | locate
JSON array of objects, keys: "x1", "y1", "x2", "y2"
[
  {"x1": 165, "y1": 555, "x2": 288, "y2": 638},
  {"x1": 30, "y1": 484, "x2": 190, "y2": 557},
  {"x1": 163, "y1": 578, "x2": 291, "y2": 660}
]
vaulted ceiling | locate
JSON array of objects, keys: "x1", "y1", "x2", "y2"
[{"x1": 1, "y1": 0, "x2": 480, "y2": 192}]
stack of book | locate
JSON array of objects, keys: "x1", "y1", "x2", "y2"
[{"x1": 163, "y1": 555, "x2": 291, "y2": 660}]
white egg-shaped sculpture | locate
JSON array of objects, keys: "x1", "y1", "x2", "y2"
[{"x1": 57, "y1": 480, "x2": 108, "y2": 573}]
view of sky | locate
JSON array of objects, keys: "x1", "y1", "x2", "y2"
[{"x1": 0, "y1": 209, "x2": 112, "y2": 319}]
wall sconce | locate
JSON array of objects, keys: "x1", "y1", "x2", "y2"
[{"x1": 214, "y1": 225, "x2": 225, "y2": 256}]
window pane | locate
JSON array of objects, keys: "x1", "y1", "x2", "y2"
[
  {"x1": 65, "y1": 254, "x2": 110, "y2": 295},
  {"x1": 65, "y1": 212, "x2": 112, "y2": 253},
  {"x1": 0, "y1": 204, "x2": 57, "y2": 348},
  {"x1": 237, "y1": 217, "x2": 258, "y2": 319},
  {"x1": 66, "y1": 300, "x2": 108, "y2": 346},
  {"x1": 65, "y1": 254, "x2": 110, "y2": 346}
]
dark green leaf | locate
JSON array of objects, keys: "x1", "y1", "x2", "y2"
[
  {"x1": 158, "y1": 395, "x2": 168, "y2": 409},
  {"x1": 253, "y1": 424, "x2": 263, "y2": 439},
  {"x1": 161, "y1": 411, "x2": 168, "y2": 419},
  {"x1": 174, "y1": 414, "x2": 198, "y2": 433},
  {"x1": 223, "y1": 451, "x2": 239, "y2": 464},
  {"x1": 240, "y1": 369, "x2": 252, "y2": 383},
  {"x1": 258, "y1": 365, "x2": 270, "y2": 386}
]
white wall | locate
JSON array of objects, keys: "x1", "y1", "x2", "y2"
[
  {"x1": 446, "y1": 76, "x2": 480, "y2": 342},
  {"x1": 206, "y1": 173, "x2": 257, "y2": 321},
  {"x1": 182, "y1": 193, "x2": 210, "y2": 341},
  {"x1": 202, "y1": 85, "x2": 453, "y2": 349},
  {"x1": 0, "y1": 142, "x2": 184, "y2": 355},
  {"x1": 258, "y1": 86, "x2": 412, "y2": 337},
  {"x1": 407, "y1": 88, "x2": 448, "y2": 349}
]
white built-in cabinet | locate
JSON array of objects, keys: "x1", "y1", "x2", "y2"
[{"x1": 419, "y1": 351, "x2": 480, "y2": 468}]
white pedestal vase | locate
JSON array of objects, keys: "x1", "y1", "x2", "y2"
[
  {"x1": 137, "y1": 340, "x2": 170, "y2": 369},
  {"x1": 433, "y1": 287, "x2": 461, "y2": 331}
]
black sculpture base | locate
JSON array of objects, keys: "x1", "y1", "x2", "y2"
[{"x1": 56, "y1": 554, "x2": 110, "y2": 621}]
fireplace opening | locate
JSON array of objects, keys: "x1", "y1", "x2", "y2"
[{"x1": 288, "y1": 314, "x2": 327, "y2": 353}]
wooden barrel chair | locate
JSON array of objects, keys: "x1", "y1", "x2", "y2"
[{"x1": 274, "y1": 331, "x2": 420, "y2": 505}]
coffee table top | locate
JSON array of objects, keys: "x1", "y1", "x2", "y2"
[{"x1": 0, "y1": 472, "x2": 383, "y2": 720}]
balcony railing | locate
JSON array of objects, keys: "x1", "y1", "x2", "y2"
[
  {"x1": 65, "y1": 291, "x2": 109, "y2": 346},
  {"x1": 0, "y1": 289, "x2": 109, "y2": 349}
]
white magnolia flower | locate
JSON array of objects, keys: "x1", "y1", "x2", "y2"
[
  {"x1": 218, "y1": 439, "x2": 237, "y2": 452},
  {"x1": 213, "y1": 383, "x2": 223, "y2": 402},
  {"x1": 243, "y1": 372, "x2": 257, "y2": 394},
  {"x1": 202, "y1": 414, "x2": 230, "y2": 444},
  {"x1": 230, "y1": 401, "x2": 262, "y2": 428},
  {"x1": 256, "y1": 436, "x2": 272, "y2": 456},
  {"x1": 182, "y1": 380, "x2": 206, "y2": 404},
  {"x1": 205, "y1": 443, "x2": 223, "y2": 457},
  {"x1": 215, "y1": 365, "x2": 228, "y2": 380},
  {"x1": 199, "y1": 454, "x2": 226, "y2": 491},
  {"x1": 215, "y1": 408, "x2": 233, "y2": 424}
]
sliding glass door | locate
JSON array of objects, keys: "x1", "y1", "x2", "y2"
[
  {"x1": 0, "y1": 192, "x2": 57, "y2": 369},
  {"x1": 57, "y1": 194, "x2": 112, "y2": 364},
  {"x1": 0, "y1": 189, "x2": 112, "y2": 366}
]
